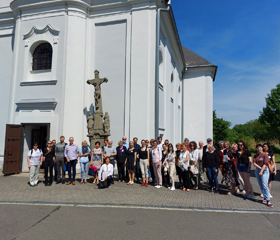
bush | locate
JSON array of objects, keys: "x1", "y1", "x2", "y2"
[{"x1": 271, "y1": 145, "x2": 280, "y2": 154}]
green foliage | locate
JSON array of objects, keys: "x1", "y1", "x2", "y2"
[
  {"x1": 213, "y1": 110, "x2": 231, "y2": 144},
  {"x1": 259, "y1": 84, "x2": 280, "y2": 142},
  {"x1": 232, "y1": 119, "x2": 269, "y2": 142}
]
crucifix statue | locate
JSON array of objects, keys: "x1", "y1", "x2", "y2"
[
  {"x1": 87, "y1": 70, "x2": 108, "y2": 113},
  {"x1": 86, "y1": 70, "x2": 111, "y2": 148}
]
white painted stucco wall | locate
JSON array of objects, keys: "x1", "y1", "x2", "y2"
[{"x1": 183, "y1": 67, "x2": 214, "y2": 145}]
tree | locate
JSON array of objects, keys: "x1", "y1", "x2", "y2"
[
  {"x1": 213, "y1": 110, "x2": 231, "y2": 144},
  {"x1": 259, "y1": 84, "x2": 280, "y2": 142}
]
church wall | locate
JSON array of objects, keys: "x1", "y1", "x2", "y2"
[
  {"x1": 90, "y1": 15, "x2": 128, "y2": 146},
  {"x1": 157, "y1": 28, "x2": 183, "y2": 144},
  {"x1": 183, "y1": 68, "x2": 214, "y2": 145},
  {"x1": 129, "y1": 7, "x2": 157, "y2": 142},
  {"x1": 9, "y1": 9, "x2": 68, "y2": 171},
  {"x1": 61, "y1": 14, "x2": 87, "y2": 146},
  {"x1": 0, "y1": 34, "x2": 14, "y2": 169}
]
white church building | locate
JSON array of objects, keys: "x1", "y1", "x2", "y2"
[{"x1": 0, "y1": 0, "x2": 217, "y2": 173}]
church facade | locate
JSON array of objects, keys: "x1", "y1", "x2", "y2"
[{"x1": 0, "y1": 0, "x2": 216, "y2": 172}]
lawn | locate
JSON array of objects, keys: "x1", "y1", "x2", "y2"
[{"x1": 275, "y1": 153, "x2": 280, "y2": 163}]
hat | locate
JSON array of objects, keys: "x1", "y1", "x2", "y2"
[{"x1": 207, "y1": 138, "x2": 212, "y2": 142}]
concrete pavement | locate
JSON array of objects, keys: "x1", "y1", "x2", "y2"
[
  {"x1": 0, "y1": 166, "x2": 279, "y2": 212},
  {"x1": 1, "y1": 204, "x2": 279, "y2": 240}
]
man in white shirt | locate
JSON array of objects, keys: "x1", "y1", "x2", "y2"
[{"x1": 98, "y1": 157, "x2": 114, "y2": 188}]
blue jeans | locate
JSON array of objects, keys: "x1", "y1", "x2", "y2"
[
  {"x1": 67, "y1": 159, "x2": 77, "y2": 182},
  {"x1": 255, "y1": 167, "x2": 270, "y2": 200},
  {"x1": 206, "y1": 167, "x2": 219, "y2": 189},
  {"x1": 80, "y1": 161, "x2": 89, "y2": 180}
]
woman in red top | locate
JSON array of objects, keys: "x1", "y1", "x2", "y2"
[{"x1": 253, "y1": 144, "x2": 273, "y2": 207}]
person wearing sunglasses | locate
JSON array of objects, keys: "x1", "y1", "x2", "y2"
[
  {"x1": 236, "y1": 140, "x2": 255, "y2": 199},
  {"x1": 27, "y1": 142, "x2": 43, "y2": 187},
  {"x1": 253, "y1": 144, "x2": 273, "y2": 207},
  {"x1": 43, "y1": 141, "x2": 56, "y2": 186}
]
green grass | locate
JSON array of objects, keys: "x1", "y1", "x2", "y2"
[{"x1": 275, "y1": 153, "x2": 280, "y2": 163}]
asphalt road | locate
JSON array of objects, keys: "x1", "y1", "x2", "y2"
[{"x1": 1, "y1": 204, "x2": 279, "y2": 240}]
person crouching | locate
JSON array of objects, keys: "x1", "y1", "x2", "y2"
[{"x1": 98, "y1": 156, "x2": 114, "y2": 189}]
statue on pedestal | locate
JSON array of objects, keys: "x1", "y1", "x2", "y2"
[
  {"x1": 103, "y1": 112, "x2": 110, "y2": 135},
  {"x1": 87, "y1": 113, "x2": 94, "y2": 136},
  {"x1": 87, "y1": 70, "x2": 111, "y2": 148}
]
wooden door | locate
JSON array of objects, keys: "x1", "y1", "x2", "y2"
[{"x1": 3, "y1": 124, "x2": 23, "y2": 174}]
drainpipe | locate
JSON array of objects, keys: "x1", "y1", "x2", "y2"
[{"x1": 155, "y1": 1, "x2": 171, "y2": 139}]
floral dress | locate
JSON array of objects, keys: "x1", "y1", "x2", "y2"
[
  {"x1": 92, "y1": 148, "x2": 102, "y2": 171},
  {"x1": 222, "y1": 149, "x2": 236, "y2": 184}
]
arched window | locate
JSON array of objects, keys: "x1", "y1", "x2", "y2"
[{"x1": 32, "y1": 43, "x2": 52, "y2": 71}]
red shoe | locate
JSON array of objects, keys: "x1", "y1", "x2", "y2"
[
  {"x1": 141, "y1": 182, "x2": 145, "y2": 187},
  {"x1": 145, "y1": 183, "x2": 148, "y2": 187}
]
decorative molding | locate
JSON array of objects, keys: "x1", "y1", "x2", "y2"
[
  {"x1": 20, "y1": 80, "x2": 57, "y2": 86},
  {"x1": 159, "y1": 128, "x2": 165, "y2": 131},
  {"x1": 23, "y1": 25, "x2": 60, "y2": 40},
  {"x1": 159, "y1": 82, "x2": 164, "y2": 90},
  {"x1": 16, "y1": 98, "x2": 57, "y2": 111}
]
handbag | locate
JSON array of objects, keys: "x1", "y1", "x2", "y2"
[
  {"x1": 190, "y1": 165, "x2": 199, "y2": 175},
  {"x1": 99, "y1": 180, "x2": 107, "y2": 189},
  {"x1": 88, "y1": 165, "x2": 98, "y2": 176},
  {"x1": 268, "y1": 162, "x2": 273, "y2": 174}
]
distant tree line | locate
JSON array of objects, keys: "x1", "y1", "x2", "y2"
[{"x1": 213, "y1": 84, "x2": 280, "y2": 152}]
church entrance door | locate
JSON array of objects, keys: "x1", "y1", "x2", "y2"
[{"x1": 3, "y1": 124, "x2": 23, "y2": 175}]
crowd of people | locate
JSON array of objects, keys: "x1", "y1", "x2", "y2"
[{"x1": 27, "y1": 136, "x2": 277, "y2": 208}]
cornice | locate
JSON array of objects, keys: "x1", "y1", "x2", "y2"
[{"x1": 23, "y1": 24, "x2": 60, "y2": 40}]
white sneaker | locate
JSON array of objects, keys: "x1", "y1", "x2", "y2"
[
  {"x1": 170, "y1": 187, "x2": 175, "y2": 191},
  {"x1": 157, "y1": 185, "x2": 162, "y2": 189},
  {"x1": 168, "y1": 186, "x2": 171, "y2": 190},
  {"x1": 270, "y1": 194, "x2": 273, "y2": 199},
  {"x1": 236, "y1": 189, "x2": 240, "y2": 193},
  {"x1": 155, "y1": 185, "x2": 160, "y2": 188},
  {"x1": 241, "y1": 190, "x2": 246, "y2": 195},
  {"x1": 260, "y1": 194, "x2": 264, "y2": 198}
]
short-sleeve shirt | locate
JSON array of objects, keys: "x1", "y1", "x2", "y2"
[
  {"x1": 254, "y1": 153, "x2": 269, "y2": 167},
  {"x1": 28, "y1": 149, "x2": 43, "y2": 166},
  {"x1": 179, "y1": 151, "x2": 190, "y2": 170},
  {"x1": 104, "y1": 146, "x2": 116, "y2": 161},
  {"x1": 236, "y1": 150, "x2": 251, "y2": 164},
  {"x1": 267, "y1": 151, "x2": 274, "y2": 164}
]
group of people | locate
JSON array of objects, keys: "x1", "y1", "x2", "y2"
[{"x1": 27, "y1": 136, "x2": 277, "y2": 207}]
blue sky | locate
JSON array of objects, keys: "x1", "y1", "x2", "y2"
[{"x1": 172, "y1": 0, "x2": 280, "y2": 126}]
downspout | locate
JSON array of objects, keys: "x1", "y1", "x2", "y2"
[{"x1": 155, "y1": 1, "x2": 171, "y2": 139}]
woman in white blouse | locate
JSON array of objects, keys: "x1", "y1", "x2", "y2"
[
  {"x1": 189, "y1": 141, "x2": 199, "y2": 190},
  {"x1": 179, "y1": 143, "x2": 191, "y2": 192},
  {"x1": 98, "y1": 156, "x2": 114, "y2": 188},
  {"x1": 164, "y1": 144, "x2": 176, "y2": 191}
]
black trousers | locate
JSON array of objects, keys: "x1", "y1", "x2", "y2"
[
  {"x1": 44, "y1": 161, "x2": 54, "y2": 183},
  {"x1": 117, "y1": 162, "x2": 125, "y2": 181},
  {"x1": 182, "y1": 170, "x2": 191, "y2": 189}
]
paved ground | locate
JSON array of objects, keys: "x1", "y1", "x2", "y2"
[
  {"x1": 0, "y1": 204, "x2": 279, "y2": 240},
  {"x1": 1, "y1": 166, "x2": 280, "y2": 240},
  {"x1": 0, "y1": 166, "x2": 279, "y2": 212}
]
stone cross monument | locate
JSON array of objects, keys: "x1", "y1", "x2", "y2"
[{"x1": 87, "y1": 70, "x2": 111, "y2": 149}]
